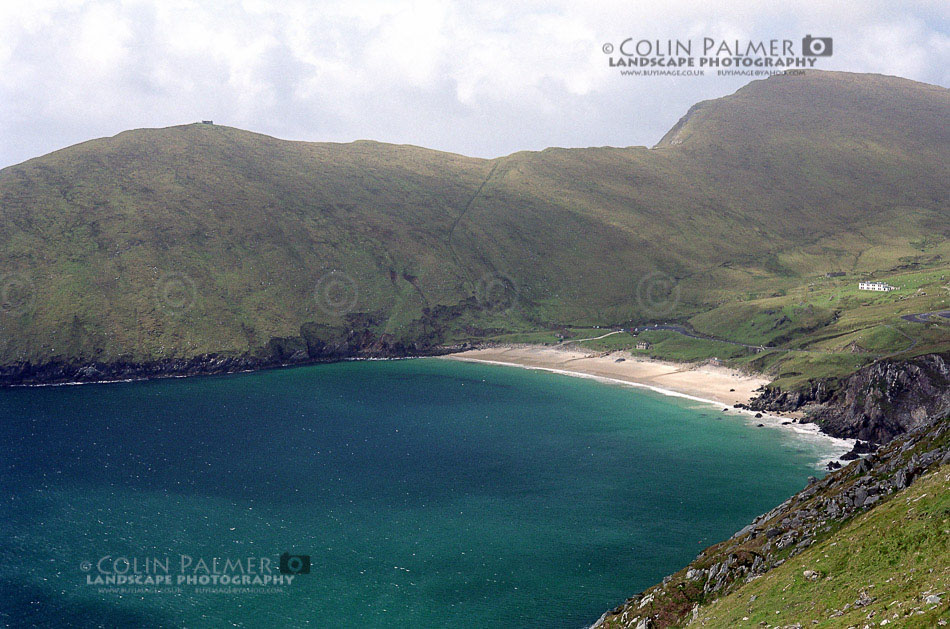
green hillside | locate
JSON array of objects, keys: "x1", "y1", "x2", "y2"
[
  {"x1": 0, "y1": 70, "x2": 947, "y2": 380},
  {"x1": 692, "y1": 466, "x2": 949, "y2": 627},
  {"x1": 592, "y1": 415, "x2": 950, "y2": 628}
]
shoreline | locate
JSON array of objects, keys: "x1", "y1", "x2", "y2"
[
  {"x1": 0, "y1": 351, "x2": 454, "y2": 389},
  {"x1": 443, "y1": 346, "x2": 855, "y2": 465},
  {"x1": 445, "y1": 346, "x2": 772, "y2": 407},
  {"x1": 6, "y1": 344, "x2": 853, "y2": 464}
]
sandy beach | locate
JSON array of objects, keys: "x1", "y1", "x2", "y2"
[
  {"x1": 443, "y1": 345, "x2": 854, "y2": 466},
  {"x1": 444, "y1": 345, "x2": 771, "y2": 408}
]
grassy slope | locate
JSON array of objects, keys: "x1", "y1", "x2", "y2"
[
  {"x1": 691, "y1": 467, "x2": 950, "y2": 628},
  {"x1": 0, "y1": 71, "x2": 947, "y2": 379},
  {"x1": 594, "y1": 417, "x2": 950, "y2": 628},
  {"x1": 510, "y1": 264, "x2": 949, "y2": 388}
]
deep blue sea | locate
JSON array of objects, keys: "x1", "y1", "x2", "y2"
[{"x1": 0, "y1": 359, "x2": 837, "y2": 627}]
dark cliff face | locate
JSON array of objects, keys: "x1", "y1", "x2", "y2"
[
  {"x1": 0, "y1": 298, "x2": 498, "y2": 387},
  {"x1": 750, "y1": 353, "x2": 950, "y2": 444},
  {"x1": 748, "y1": 379, "x2": 836, "y2": 412},
  {"x1": 0, "y1": 321, "x2": 463, "y2": 387},
  {"x1": 807, "y1": 354, "x2": 950, "y2": 444}
]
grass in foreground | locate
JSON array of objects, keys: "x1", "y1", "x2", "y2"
[{"x1": 691, "y1": 467, "x2": 950, "y2": 628}]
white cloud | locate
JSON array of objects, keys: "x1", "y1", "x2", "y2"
[{"x1": 0, "y1": 0, "x2": 947, "y2": 167}]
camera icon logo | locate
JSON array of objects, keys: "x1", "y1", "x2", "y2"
[
  {"x1": 279, "y1": 553, "x2": 311, "y2": 575},
  {"x1": 802, "y1": 35, "x2": 833, "y2": 56}
]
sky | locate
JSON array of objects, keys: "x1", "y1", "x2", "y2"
[{"x1": 0, "y1": 0, "x2": 948, "y2": 168}]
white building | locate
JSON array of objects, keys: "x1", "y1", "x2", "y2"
[{"x1": 858, "y1": 281, "x2": 896, "y2": 292}]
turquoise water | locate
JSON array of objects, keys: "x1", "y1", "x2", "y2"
[{"x1": 0, "y1": 359, "x2": 834, "y2": 627}]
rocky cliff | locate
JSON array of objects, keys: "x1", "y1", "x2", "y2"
[
  {"x1": 748, "y1": 353, "x2": 950, "y2": 444},
  {"x1": 0, "y1": 319, "x2": 467, "y2": 386},
  {"x1": 590, "y1": 411, "x2": 950, "y2": 628}
]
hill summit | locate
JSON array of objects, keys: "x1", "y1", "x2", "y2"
[{"x1": 0, "y1": 70, "x2": 947, "y2": 383}]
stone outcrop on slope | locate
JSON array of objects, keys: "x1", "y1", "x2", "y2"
[
  {"x1": 748, "y1": 353, "x2": 950, "y2": 444},
  {"x1": 591, "y1": 412, "x2": 950, "y2": 629}
]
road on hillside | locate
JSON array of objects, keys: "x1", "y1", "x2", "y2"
[
  {"x1": 880, "y1": 324, "x2": 919, "y2": 357},
  {"x1": 629, "y1": 323, "x2": 917, "y2": 357},
  {"x1": 563, "y1": 330, "x2": 624, "y2": 343},
  {"x1": 900, "y1": 310, "x2": 950, "y2": 323},
  {"x1": 565, "y1": 314, "x2": 929, "y2": 359},
  {"x1": 631, "y1": 324, "x2": 766, "y2": 350}
]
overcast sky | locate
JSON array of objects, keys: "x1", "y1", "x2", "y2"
[{"x1": 1, "y1": 0, "x2": 948, "y2": 168}]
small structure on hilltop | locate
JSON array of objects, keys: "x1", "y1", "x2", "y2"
[
  {"x1": 858, "y1": 281, "x2": 896, "y2": 292},
  {"x1": 636, "y1": 341, "x2": 651, "y2": 350},
  {"x1": 200, "y1": 120, "x2": 214, "y2": 125}
]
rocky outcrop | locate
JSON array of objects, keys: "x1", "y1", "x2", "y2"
[
  {"x1": 0, "y1": 318, "x2": 466, "y2": 386},
  {"x1": 749, "y1": 353, "x2": 950, "y2": 444},
  {"x1": 591, "y1": 412, "x2": 950, "y2": 629},
  {"x1": 806, "y1": 353, "x2": 950, "y2": 444},
  {"x1": 0, "y1": 297, "x2": 504, "y2": 387},
  {"x1": 0, "y1": 354, "x2": 269, "y2": 386},
  {"x1": 747, "y1": 378, "x2": 836, "y2": 412}
]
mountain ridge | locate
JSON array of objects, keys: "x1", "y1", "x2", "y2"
[
  {"x1": 7, "y1": 71, "x2": 945, "y2": 168},
  {"x1": 0, "y1": 70, "x2": 947, "y2": 385}
]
